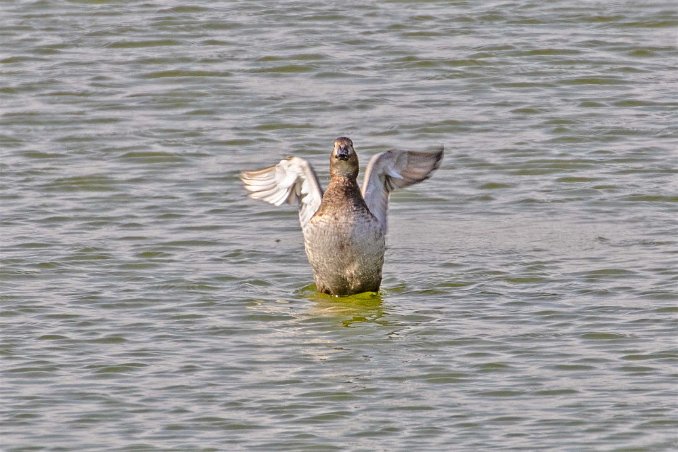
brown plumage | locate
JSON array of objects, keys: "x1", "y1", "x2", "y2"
[{"x1": 240, "y1": 137, "x2": 443, "y2": 295}]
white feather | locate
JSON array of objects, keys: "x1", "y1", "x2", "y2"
[
  {"x1": 361, "y1": 147, "x2": 444, "y2": 232},
  {"x1": 240, "y1": 156, "x2": 323, "y2": 229}
]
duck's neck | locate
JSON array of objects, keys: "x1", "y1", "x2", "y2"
[
  {"x1": 319, "y1": 175, "x2": 368, "y2": 213},
  {"x1": 328, "y1": 174, "x2": 358, "y2": 189}
]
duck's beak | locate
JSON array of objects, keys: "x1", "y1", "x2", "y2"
[{"x1": 336, "y1": 147, "x2": 350, "y2": 160}]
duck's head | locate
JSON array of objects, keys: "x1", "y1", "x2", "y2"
[{"x1": 330, "y1": 137, "x2": 358, "y2": 178}]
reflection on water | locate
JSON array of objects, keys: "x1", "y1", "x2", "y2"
[{"x1": 302, "y1": 286, "x2": 386, "y2": 327}]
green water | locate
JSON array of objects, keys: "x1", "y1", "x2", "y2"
[{"x1": 1, "y1": 1, "x2": 677, "y2": 450}]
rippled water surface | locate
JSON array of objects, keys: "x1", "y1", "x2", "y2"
[{"x1": 2, "y1": 1, "x2": 677, "y2": 450}]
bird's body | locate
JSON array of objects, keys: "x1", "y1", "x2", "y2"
[
  {"x1": 240, "y1": 137, "x2": 443, "y2": 296},
  {"x1": 304, "y1": 174, "x2": 385, "y2": 294}
]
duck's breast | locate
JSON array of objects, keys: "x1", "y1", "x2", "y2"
[{"x1": 303, "y1": 207, "x2": 385, "y2": 294}]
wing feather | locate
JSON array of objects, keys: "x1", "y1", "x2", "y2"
[
  {"x1": 361, "y1": 146, "x2": 443, "y2": 231},
  {"x1": 240, "y1": 157, "x2": 323, "y2": 229}
]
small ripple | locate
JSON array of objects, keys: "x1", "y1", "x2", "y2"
[
  {"x1": 91, "y1": 336, "x2": 127, "y2": 344},
  {"x1": 107, "y1": 39, "x2": 181, "y2": 48},
  {"x1": 250, "y1": 64, "x2": 316, "y2": 74},
  {"x1": 141, "y1": 70, "x2": 231, "y2": 79},
  {"x1": 88, "y1": 363, "x2": 147, "y2": 374},
  {"x1": 117, "y1": 151, "x2": 185, "y2": 163},
  {"x1": 623, "y1": 194, "x2": 678, "y2": 203},
  {"x1": 580, "y1": 332, "x2": 629, "y2": 340},
  {"x1": 43, "y1": 175, "x2": 119, "y2": 192}
]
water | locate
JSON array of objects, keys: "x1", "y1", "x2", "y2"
[{"x1": 1, "y1": 1, "x2": 677, "y2": 450}]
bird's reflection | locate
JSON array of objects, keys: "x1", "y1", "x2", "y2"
[{"x1": 299, "y1": 284, "x2": 386, "y2": 327}]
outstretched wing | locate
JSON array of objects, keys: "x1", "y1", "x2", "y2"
[
  {"x1": 240, "y1": 156, "x2": 323, "y2": 229},
  {"x1": 361, "y1": 147, "x2": 444, "y2": 231}
]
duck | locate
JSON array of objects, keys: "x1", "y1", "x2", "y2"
[{"x1": 240, "y1": 137, "x2": 443, "y2": 296}]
